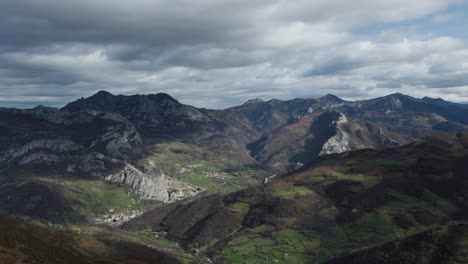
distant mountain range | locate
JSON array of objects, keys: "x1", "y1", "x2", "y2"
[
  {"x1": 63, "y1": 92, "x2": 468, "y2": 171},
  {"x1": 1, "y1": 91, "x2": 468, "y2": 263},
  {"x1": 1, "y1": 91, "x2": 467, "y2": 209}
]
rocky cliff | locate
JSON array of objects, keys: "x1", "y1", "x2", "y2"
[{"x1": 0, "y1": 105, "x2": 200, "y2": 204}]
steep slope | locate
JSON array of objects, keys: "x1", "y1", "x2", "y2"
[
  {"x1": 59, "y1": 91, "x2": 468, "y2": 175},
  {"x1": 62, "y1": 91, "x2": 270, "y2": 193},
  {"x1": 0, "y1": 214, "x2": 196, "y2": 264},
  {"x1": 325, "y1": 223, "x2": 468, "y2": 264},
  {"x1": 1, "y1": 91, "x2": 468, "y2": 263},
  {"x1": 0, "y1": 106, "x2": 144, "y2": 162},
  {"x1": 246, "y1": 111, "x2": 344, "y2": 171},
  {"x1": 0, "y1": 106, "x2": 200, "y2": 223},
  {"x1": 123, "y1": 132, "x2": 468, "y2": 263},
  {"x1": 0, "y1": 92, "x2": 273, "y2": 224},
  {"x1": 62, "y1": 90, "x2": 214, "y2": 137},
  {"x1": 358, "y1": 93, "x2": 468, "y2": 126},
  {"x1": 235, "y1": 93, "x2": 468, "y2": 172},
  {"x1": 1, "y1": 91, "x2": 467, "y2": 224}
]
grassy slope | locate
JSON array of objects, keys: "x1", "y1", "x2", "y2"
[
  {"x1": 148, "y1": 141, "x2": 264, "y2": 193},
  {"x1": 219, "y1": 134, "x2": 468, "y2": 263},
  {"x1": 58, "y1": 177, "x2": 142, "y2": 222},
  {"x1": 325, "y1": 222, "x2": 468, "y2": 264},
  {"x1": 0, "y1": 214, "x2": 198, "y2": 264},
  {"x1": 123, "y1": 133, "x2": 468, "y2": 264},
  {"x1": 218, "y1": 169, "x2": 459, "y2": 263},
  {"x1": 0, "y1": 167, "x2": 143, "y2": 224}
]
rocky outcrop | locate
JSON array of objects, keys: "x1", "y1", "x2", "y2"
[
  {"x1": 105, "y1": 163, "x2": 200, "y2": 202},
  {"x1": 106, "y1": 164, "x2": 167, "y2": 201},
  {"x1": 0, "y1": 138, "x2": 82, "y2": 166},
  {"x1": 0, "y1": 101, "x2": 206, "y2": 203},
  {"x1": 0, "y1": 137, "x2": 113, "y2": 177},
  {"x1": 0, "y1": 136, "x2": 198, "y2": 203},
  {"x1": 320, "y1": 113, "x2": 351, "y2": 155},
  {"x1": 319, "y1": 130, "x2": 351, "y2": 155},
  {"x1": 88, "y1": 112, "x2": 143, "y2": 161}
]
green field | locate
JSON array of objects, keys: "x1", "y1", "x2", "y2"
[{"x1": 148, "y1": 142, "x2": 262, "y2": 193}]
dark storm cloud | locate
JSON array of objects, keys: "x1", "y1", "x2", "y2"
[
  {"x1": 382, "y1": 74, "x2": 468, "y2": 89},
  {"x1": 0, "y1": 58, "x2": 81, "y2": 86},
  {"x1": 0, "y1": 1, "x2": 254, "y2": 49},
  {"x1": 0, "y1": 0, "x2": 466, "y2": 108},
  {"x1": 304, "y1": 56, "x2": 367, "y2": 76}
]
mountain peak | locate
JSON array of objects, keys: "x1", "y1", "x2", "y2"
[
  {"x1": 420, "y1": 96, "x2": 466, "y2": 109},
  {"x1": 422, "y1": 96, "x2": 445, "y2": 103},
  {"x1": 62, "y1": 91, "x2": 183, "y2": 113},
  {"x1": 319, "y1": 94, "x2": 344, "y2": 104},
  {"x1": 146, "y1": 92, "x2": 179, "y2": 103},
  {"x1": 33, "y1": 105, "x2": 55, "y2": 111},
  {"x1": 92, "y1": 90, "x2": 114, "y2": 98},
  {"x1": 244, "y1": 98, "x2": 264, "y2": 105},
  {"x1": 383, "y1": 92, "x2": 413, "y2": 100}
]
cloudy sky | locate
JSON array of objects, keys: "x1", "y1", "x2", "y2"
[{"x1": 1, "y1": 0, "x2": 467, "y2": 108}]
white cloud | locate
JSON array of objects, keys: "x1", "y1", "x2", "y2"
[
  {"x1": 0, "y1": 0, "x2": 466, "y2": 108},
  {"x1": 303, "y1": 36, "x2": 468, "y2": 102}
]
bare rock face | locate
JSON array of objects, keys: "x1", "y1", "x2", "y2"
[
  {"x1": 320, "y1": 113, "x2": 351, "y2": 156},
  {"x1": 0, "y1": 138, "x2": 82, "y2": 166},
  {"x1": 105, "y1": 164, "x2": 200, "y2": 202},
  {"x1": 105, "y1": 164, "x2": 169, "y2": 201},
  {"x1": 320, "y1": 130, "x2": 351, "y2": 155},
  {"x1": 0, "y1": 137, "x2": 112, "y2": 176},
  {"x1": 88, "y1": 112, "x2": 143, "y2": 161},
  {"x1": 0, "y1": 101, "x2": 203, "y2": 203},
  {"x1": 0, "y1": 136, "x2": 199, "y2": 202}
]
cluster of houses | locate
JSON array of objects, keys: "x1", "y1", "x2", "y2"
[
  {"x1": 178, "y1": 163, "x2": 203, "y2": 174},
  {"x1": 99, "y1": 209, "x2": 142, "y2": 223},
  {"x1": 204, "y1": 171, "x2": 228, "y2": 180}
]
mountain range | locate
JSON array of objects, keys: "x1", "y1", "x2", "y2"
[{"x1": 0, "y1": 91, "x2": 468, "y2": 263}]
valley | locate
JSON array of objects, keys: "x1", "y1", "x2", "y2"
[
  {"x1": 2, "y1": 0, "x2": 468, "y2": 263},
  {"x1": 122, "y1": 132, "x2": 468, "y2": 263},
  {"x1": 0, "y1": 91, "x2": 467, "y2": 263}
]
